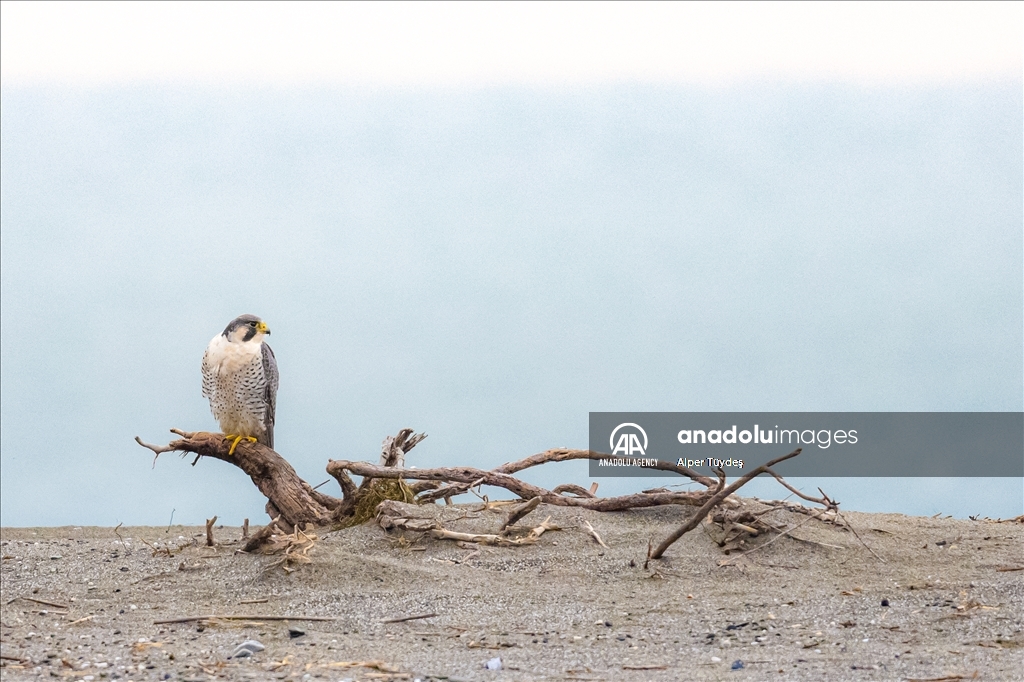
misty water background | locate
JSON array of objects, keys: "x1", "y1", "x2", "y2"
[{"x1": 1, "y1": 84, "x2": 1021, "y2": 527}]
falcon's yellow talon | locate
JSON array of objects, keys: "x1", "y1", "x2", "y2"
[{"x1": 224, "y1": 434, "x2": 258, "y2": 455}]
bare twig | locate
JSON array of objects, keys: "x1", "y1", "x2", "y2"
[
  {"x1": 553, "y1": 484, "x2": 596, "y2": 498},
  {"x1": 718, "y1": 515, "x2": 818, "y2": 566},
  {"x1": 758, "y1": 474, "x2": 837, "y2": 509},
  {"x1": 134, "y1": 435, "x2": 178, "y2": 467},
  {"x1": 494, "y1": 448, "x2": 717, "y2": 488},
  {"x1": 153, "y1": 614, "x2": 339, "y2": 625},
  {"x1": 500, "y1": 496, "x2": 541, "y2": 531},
  {"x1": 430, "y1": 529, "x2": 537, "y2": 546},
  {"x1": 651, "y1": 449, "x2": 803, "y2": 559},
  {"x1": 416, "y1": 482, "x2": 476, "y2": 504},
  {"x1": 113, "y1": 522, "x2": 129, "y2": 553},
  {"x1": 241, "y1": 517, "x2": 283, "y2": 553},
  {"x1": 583, "y1": 519, "x2": 609, "y2": 548},
  {"x1": 381, "y1": 613, "x2": 437, "y2": 624},
  {"x1": 756, "y1": 499, "x2": 840, "y2": 524},
  {"x1": 408, "y1": 481, "x2": 440, "y2": 495},
  {"x1": 836, "y1": 509, "x2": 885, "y2": 563},
  {"x1": 6, "y1": 596, "x2": 69, "y2": 610},
  {"x1": 528, "y1": 516, "x2": 560, "y2": 540},
  {"x1": 205, "y1": 516, "x2": 217, "y2": 547}
]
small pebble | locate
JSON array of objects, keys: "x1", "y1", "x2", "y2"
[
  {"x1": 881, "y1": 598, "x2": 889, "y2": 607},
  {"x1": 230, "y1": 640, "x2": 265, "y2": 659},
  {"x1": 485, "y1": 657, "x2": 502, "y2": 670},
  {"x1": 731, "y1": 659, "x2": 745, "y2": 670}
]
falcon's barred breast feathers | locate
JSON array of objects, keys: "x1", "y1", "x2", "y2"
[{"x1": 201, "y1": 314, "x2": 279, "y2": 454}]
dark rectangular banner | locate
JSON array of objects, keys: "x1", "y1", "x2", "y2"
[{"x1": 588, "y1": 412, "x2": 1023, "y2": 477}]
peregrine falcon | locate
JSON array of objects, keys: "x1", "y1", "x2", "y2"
[{"x1": 201, "y1": 314, "x2": 279, "y2": 455}]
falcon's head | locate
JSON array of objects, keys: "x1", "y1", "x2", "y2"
[{"x1": 222, "y1": 314, "x2": 271, "y2": 343}]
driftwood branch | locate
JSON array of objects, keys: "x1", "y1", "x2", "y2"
[
  {"x1": 135, "y1": 430, "x2": 340, "y2": 528},
  {"x1": 205, "y1": 516, "x2": 217, "y2": 547},
  {"x1": 493, "y1": 448, "x2": 717, "y2": 488},
  {"x1": 583, "y1": 519, "x2": 608, "y2": 548},
  {"x1": 137, "y1": 427, "x2": 830, "y2": 561},
  {"x1": 376, "y1": 501, "x2": 560, "y2": 547},
  {"x1": 430, "y1": 519, "x2": 558, "y2": 547},
  {"x1": 328, "y1": 458, "x2": 710, "y2": 511},
  {"x1": 650, "y1": 449, "x2": 802, "y2": 559},
  {"x1": 241, "y1": 516, "x2": 283, "y2": 553},
  {"x1": 135, "y1": 428, "x2": 430, "y2": 537},
  {"x1": 501, "y1": 496, "x2": 542, "y2": 531},
  {"x1": 153, "y1": 614, "x2": 339, "y2": 625},
  {"x1": 552, "y1": 484, "x2": 596, "y2": 498},
  {"x1": 415, "y1": 482, "x2": 476, "y2": 504}
]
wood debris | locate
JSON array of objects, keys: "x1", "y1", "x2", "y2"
[{"x1": 582, "y1": 519, "x2": 608, "y2": 548}]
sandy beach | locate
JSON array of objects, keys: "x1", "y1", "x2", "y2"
[{"x1": 2, "y1": 501, "x2": 1022, "y2": 681}]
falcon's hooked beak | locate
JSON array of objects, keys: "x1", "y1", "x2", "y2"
[{"x1": 257, "y1": 321, "x2": 271, "y2": 335}]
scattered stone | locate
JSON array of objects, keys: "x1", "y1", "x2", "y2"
[{"x1": 230, "y1": 640, "x2": 265, "y2": 659}]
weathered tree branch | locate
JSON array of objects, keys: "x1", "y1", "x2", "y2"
[
  {"x1": 326, "y1": 459, "x2": 710, "y2": 511},
  {"x1": 500, "y1": 496, "x2": 542, "y2": 531},
  {"x1": 493, "y1": 448, "x2": 718, "y2": 488},
  {"x1": 136, "y1": 429, "x2": 828, "y2": 562},
  {"x1": 649, "y1": 448, "x2": 802, "y2": 559},
  {"x1": 135, "y1": 430, "x2": 340, "y2": 528}
]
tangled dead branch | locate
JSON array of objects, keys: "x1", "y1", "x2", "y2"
[
  {"x1": 326, "y1": 455, "x2": 713, "y2": 511},
  {"x1": 136, "y1": 426, "x2": 837, "y2": 558},
  {"x1": 376, "y1": 500, "x2": 559, "y2": 547}
]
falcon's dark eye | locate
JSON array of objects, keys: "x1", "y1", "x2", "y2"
[{"x1": 249, "y1": 321, "x2": 257, "y2": 327}]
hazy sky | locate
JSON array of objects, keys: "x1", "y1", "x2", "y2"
[
  {"x1": 2, "y1": 1, "x2": 1021, "y2": 85},
  {"x1": 1, "y1": 3, "x2": 1021, "y2": 527}
]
